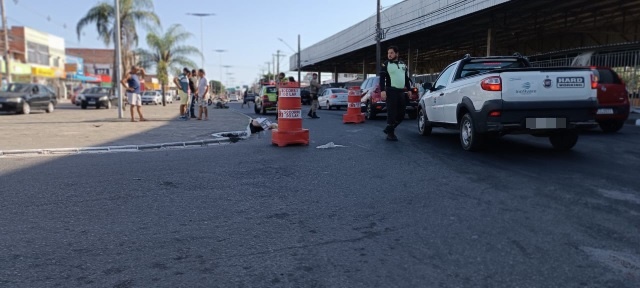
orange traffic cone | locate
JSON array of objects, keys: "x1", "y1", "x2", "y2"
[
  {"x1": 343, "y1": 86, "x2": 365, "y2": 124},
  {"x1": 272, "y1": 82, "x2": 309, "y2": 147}
]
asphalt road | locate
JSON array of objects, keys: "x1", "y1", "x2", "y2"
[{"x1": 1, "y1": 102, "x2": 639, "y2": 287}]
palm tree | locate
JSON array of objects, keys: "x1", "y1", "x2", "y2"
[
  {"x1": 76, "y1": 0, "x2": 161, "y2": 76},
  {"x1": 135, "y1": 24, "x2": 202, "y2": 106}
]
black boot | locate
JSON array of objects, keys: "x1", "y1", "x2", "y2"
[
  {"x1": 385, "y1": 125, "x2": 398, "y2": 141},
  {"x1": 307, "y1": 110, "x2": 312, "y2": 117},
  {"x1": 383, "y1": 125, "x2": 393, "y2": 134},
  {"x1": 312, "y1": 112, "x2": 319, "y2": 119}
]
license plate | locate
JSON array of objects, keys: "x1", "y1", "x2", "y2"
[
  {"x1": 526, "y1": 118, "x2": 567, "y2": 129},
  {"x1": 597, "y1": 108, "x2": 614, "y2": 115},
  {"x1": 88, "y1": 101, "x2": 95, "y2": 104},
  {"x1": 0, "y1": 104, "x2": 3, "y2": 108}
]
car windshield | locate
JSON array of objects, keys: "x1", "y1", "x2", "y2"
[
  {"x1": 143, "y1": 91, "x2": 156, "y2": 96},
  {"x1": 93, "y1": 88, "x2": 111, "y2": 94},
  {"x1": 331, "y1": 89, "x2": 348, "y2": 94},
  {"x1": 4, "y1": 83, "x2": 31, "y2": 93},
  {"x1": 265, "y1": 87, "x2": 277, "y2": 93}
]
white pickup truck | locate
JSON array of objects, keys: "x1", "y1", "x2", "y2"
[{"x1": 417, "y1": 54, "x2": 598, "y2": 151}]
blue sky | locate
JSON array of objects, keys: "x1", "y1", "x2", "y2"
[{"x1": 5, "y1": 0, "x2": 403, "y2": 86}]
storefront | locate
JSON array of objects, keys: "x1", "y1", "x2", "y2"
[
  {"x1": 0, "y1": 59, "x2": 32, "y2": 83},
  {"x1": 32, "y1": 65, "x2": 66, "y2": 98}
]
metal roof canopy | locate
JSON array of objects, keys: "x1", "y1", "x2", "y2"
[{"x1": 295, "y1": 0, "x2": 640, "y2": 75}]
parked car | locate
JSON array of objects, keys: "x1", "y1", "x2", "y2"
[
  {"x1": 254, "y1": 85, "x2": 278, "y2": 114},
  {"x1": 300, "y1": 88, "x2": 312, "y2": 105},
  {"x1": 417, "y1": 54, "x2": 598, "y2": 151},
  {"x1": 0, "y1": 83, "x2": 57, "y2": 114},
  {"x1": 142, "y1": 90, "x2": 163, "y2": 105},
  {"x1": 318, "y1": 88, "x2": 349, "y2": 110},
  {"x1": 244, "y1": 91, "x2": 256, "y2": 103},
  {"x1": 79, "y1": 87, "x2": 115, "y2": 109},
  {"x1": 590, "y1": 67, "x2": 630, "y2": 133},
  {"x1": 359, "y1": 76, "x2": 419, "y2": 120}
]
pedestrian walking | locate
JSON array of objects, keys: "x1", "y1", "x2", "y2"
[
  {"x1": 120, "y1": 66, "x2": 146, "y2": 122},
  {"x1": 380, "y1": 45, "x2": 412, "y2": 141},
  {"x1": 307, "y1": 73, "x2": 321, "y2": 119},
  {"x1": 196, "y1": 69, "x2": 209, "y2": 120},
  {"x1": 241, "y1": 89, "x2": 250, "y2": 109},
  {"x1": 174, "y1": 68, "x2": 191, "y2": 120},
  {"x1": 189, "y1": 69, "x2": 198, "y2": 119}
]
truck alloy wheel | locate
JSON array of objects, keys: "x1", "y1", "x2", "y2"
[
  {"x1": 418, "y1": 109, "x2": 432, "y2": 136},
  {"x1": 460, "y1": 113, "x2": 483, "y2": 151}
]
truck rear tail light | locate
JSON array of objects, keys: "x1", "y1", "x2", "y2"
[
  {"x1": 591, "y1": 74, "x2": 598, "y2": 89},
  {"x1": 263, "y1": 95, "x2": 269, "y2": 102},
  {"x1": 330, "y1": 95, "x2": 337, "y2": 98},
  {"x1": 481, "y1": 76, "x2": 502, "y2": 91},
  {"x1": 489, "y1": 111, "x2": 501, "y2": 117}
]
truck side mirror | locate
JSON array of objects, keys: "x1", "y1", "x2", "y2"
[{"x1": 423, "y1": 82, "x2": 433, "y2": 91}]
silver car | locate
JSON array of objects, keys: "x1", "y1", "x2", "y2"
[{"x1": 318, "y1": 88, "x2": 349, "y2": 110}]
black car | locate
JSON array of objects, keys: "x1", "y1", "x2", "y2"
[
  {"x1": 0, "y1": 83, "x2": 57, "y2": 114},
  {"x1": 79, "y1": 87, "x2": 116, "y2": 109},
  {"x1": 300, "y1": 88, "x2": 312, "y2": 105}
]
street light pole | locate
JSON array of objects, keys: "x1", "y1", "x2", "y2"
[
  {"x1": 376, "y1": 0, "x2": 381, "y2": 77},
  {"x1": 114, "y1": 0, "x2": 123, "y2": 118},
  {"x1": 187, "y1": 13, "x2": 214, "y2": 68},
  {"x1": 1, "y1": 0, "x2": 11, "y2": 83},
  {"x1": 213, "y1": 49, "x2": 226, "y2": 90}
]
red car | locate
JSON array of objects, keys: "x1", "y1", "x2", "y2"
[
  {"x1": 591, "y1": 67, "x2": 630, "y2": 133},
  {"x1": 359, "y1": 76, "x2": 420, "y2": 120}
]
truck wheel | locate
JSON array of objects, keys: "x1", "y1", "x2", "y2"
[
  {"x1": 261, "y1": 105, "x2": 267, "y2": 115},
  {"x1": 549, "y1": 131, "x2": 578, "y2": 151},
  {"x1": 598, "y1": 121, "x2": 624, "y2": 133},
  {"x1": 365, "y1": 101, "x2": 377, "y2": 120},
  {"x1": 418, "y1": 108, "x2": 432, "y2": 136},
  {"x1": 460, "y1": 113, "x2": 484, "y2": 151},
  {"x1": 408, "y1": 110, "x2": 418, "y2": 120}
]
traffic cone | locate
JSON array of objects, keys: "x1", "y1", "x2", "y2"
[
  {"x1": 343, "y1": 86, "x2": 365, "y2": 124},
  {"x1": 272, "y1": 82, "x2": 309, "y2": 147}
]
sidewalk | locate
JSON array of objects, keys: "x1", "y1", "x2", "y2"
[{"x1": 0, "y1": 103, "x2": 250, "y2": 151}]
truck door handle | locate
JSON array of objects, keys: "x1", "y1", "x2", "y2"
[{"x1": 439, "y1": 93, "x2": 444, "y2": 96}]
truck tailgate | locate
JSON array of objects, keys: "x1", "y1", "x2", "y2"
[{"x1": 501, "y1": 69, "x2": 595, "y2": 102}]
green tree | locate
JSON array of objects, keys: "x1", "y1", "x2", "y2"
[
  {"x1": 135, "y1": 24, "x2": 201, "y2": 105},
  {"x1": 209, "y1": 80, "x2": 224, "y2": 95},
  {"x1": 76, "y1": 0, "x2": 161, "y2": 77}
]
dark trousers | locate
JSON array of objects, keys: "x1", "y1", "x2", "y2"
[
  {"x1": 189, "y1": 94, "x2": 196, "y2": 117},
  {"x1": 386, "y1": 88, "x2": 406, "y2": 127}
]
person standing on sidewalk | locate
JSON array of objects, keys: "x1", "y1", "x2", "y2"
[
  {"x1": 174, "y1": 68, "x2": 191, "y2": 120},
  {"x1": 196, "y1": 69, "x2": 209, "y2": 121},
  {"x1": 189, "y1": 69, "x2": 198, "y2": 119},
  {"x1": 380, "y1": 45, "x2": 412, "y2": 141},
  {"x1": 307, "y1": 73, "x2": 321, "y2": 119},
  {"x1": 120, "y1": 66, "x2": 146, "y2": 122}
]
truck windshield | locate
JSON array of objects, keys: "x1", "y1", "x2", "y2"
[{"x1": 459, "y1": 59, "x2": 527, "y2": 78}]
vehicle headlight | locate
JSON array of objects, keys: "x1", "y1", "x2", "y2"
[
  {"x1": 99, "y1": 96, "x2": 108, "y2": 101},
  {"x1": 6, "y1": 97, "x2": 22, "y2": 102},
  {"x1": 79, "y1": 95, "x2": 85, "y2": 100}
]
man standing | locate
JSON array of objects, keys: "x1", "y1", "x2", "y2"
[
  {"x1": 174, "y1": 68, "x2": 191, "y2": 120},
  {"x1": 380, "y1": 45, "x2": 412, "y2": 141},
  {"x1": 120, "y1": 66, "x2": 146, "y2": 122},
  {"x1": 196, "y1": 69, "x2": 209, "y2": 121},
  {"x1": 307, "y1": 73, "x2": 321, "y2": 119},
  {"x1": 189, "y1": 69, "x2": 198, "y2": 119}
]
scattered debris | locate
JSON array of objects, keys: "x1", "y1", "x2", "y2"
[{"x1": 316, "y1": 142, "x2": 347, "y2": 149}]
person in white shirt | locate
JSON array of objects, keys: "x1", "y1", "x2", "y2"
[{"x1": 196, "y1": 69, "x2": 209, "y2": 120}]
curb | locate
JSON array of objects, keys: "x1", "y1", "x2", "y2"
[
  {"x1": 0, "y1": 138, "x2": 234, "y2": 158},
  {"x1": 0, "y1": 110, "x2": 255, "y2": 158}
]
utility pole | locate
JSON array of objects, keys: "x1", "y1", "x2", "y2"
[
  {"x1": 265, "y1": 61, "x2": 271, "y2": 82},
  {"x1": 274, "y1": 50, "x2": 285, "y2": 78},
  {"x1": 272, "y1": 54, "x2": 275, "y2": 81},
  {"x1": 114, "y1": 0, "x2": 123, "y2": 118},
  {"x1": 376, "y1": 0, "x2": 381, "y2": 76},
  {"x1": 297, "y1": 34, "x2": 301, "y2": 84},
  {"x1": 1, "y1": 0, "x2": 11, "y2": 83}
]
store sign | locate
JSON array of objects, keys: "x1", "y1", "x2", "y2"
[
  {"x1": 32, "y1": 66, "x2": 56, "y2": 77},
  {"x1": 0, "y1": 60, "x2": 32, "y2": 75}
]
